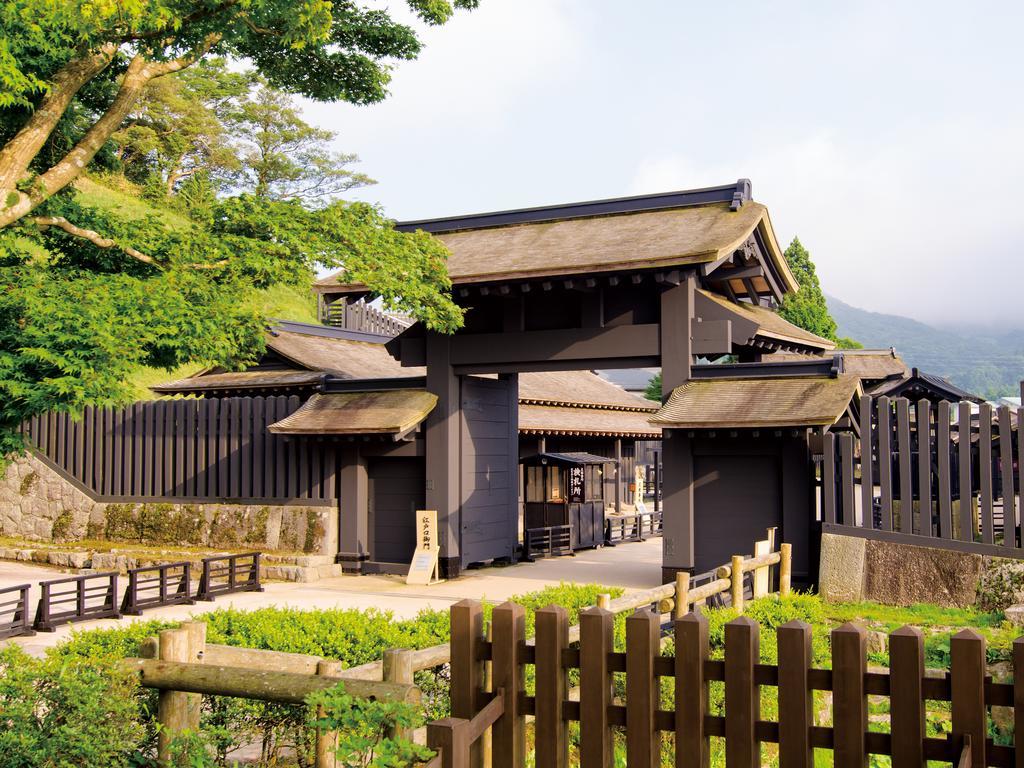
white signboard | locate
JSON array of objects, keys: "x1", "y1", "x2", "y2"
[{"x1": 406, "y1": 510, "x2": 440, "y2": 585}]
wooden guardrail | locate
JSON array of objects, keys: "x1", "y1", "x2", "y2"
[
  {"x1": 196, "y1": 552, "x2": 262, "y2": 601},
  {"x1": 522, "y1": 525, "x2": 573, "y2": 560},
  {"x1": 0, "y1": 583, "x2": 34, "y2": 639},
  {"x1": 33, "y1": 571, "x2": 120, "y2": 631},
  {"x1": 121, "y1": 561, "x2": 194, "y2": 615},
  {"x1": 604, "y1": 509, "x2": 663, "y2": 544}
]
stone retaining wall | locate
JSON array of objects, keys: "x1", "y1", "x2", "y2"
[{"x1": 0, "y1": 452, "x2": 336, "y2": 556}]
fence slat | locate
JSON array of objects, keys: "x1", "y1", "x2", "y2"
[
  {"x1": 580, "y1": 607, "x2": 613, "y2": 768},
  {"x1": 1013, "y1": 636, "x2": 1024, "y2": 768},
  {"x1": 896, "y1": 398, "x2": 913, "y2": 533},
  {"x1": 724, "y1": 616, "x2": 760, "y2": 768},
  {"x1": 979, "y1": 404, "x2": 994, "y2": 544},
  {"x1": 675, "y1": 612, "x2": 709, "y2": 768},
  {"x1": 889, "y1": 626, "x2": 925, "y2": 768},
  {"x1": 823, "y1": 432, "x2": 837, "y2": 525},
  {"x1": 958, "y1": 402, "x2": 974, "y2": 542},
  {"x1": 450, "y1": 600, "x2": 484, "y2": 768},
  {"x1": 938, "y1": 401, "x2": 953, "y2": 539},
  {"x1": 777, "y1": 620, "x2": 812, "y2": 768},
  {"x1": 1000, "y1": 406, "x2": 1017, "y2": 549},
  {"x1": 840, "y1": 434, "x2": 855, "y2": 526},
  {"x1": 878, "y1": 397, "x2": 893, "y2": 531},
  {"x1": 625, "y1": 609, "x2": 659, "y2": 768},
  {"x1": 491, "y1": 602, "x2": 525, "y2": 768},
  {"x1": 535, "y1": 606, "x2": 569, "y2": 768},
  {"x1": 831, "y1": 623, "x2": 866, "y2": 768},
  {"x1": 916, "y1": 399, "x2": 932, "y2": 537},
  {"x1": 951, "y1": 629, "x2": 986, "y2": 768},
  {"x1": 859, "y1": 396, "x2": 874, "y2": 528}
]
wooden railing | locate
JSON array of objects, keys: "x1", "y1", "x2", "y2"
[
  {"x1": 319, "y1": 298, "x2": 411, "y2": 337},
  {"x1": 824, "y1": 395, "x2": 1023, "y2": 559},
  {"x1": 522, "y1": 524, "x2": 572, "y2": 560},
  {"x1": 121, "y1": 561, "x2": 194, "y2": 615},
  {"x1": 196, "y1": 552, "x2": 262, "y2": 601},
  {"x1": 437, "y1": 598, "x2": 989, "y2": 768},
  {"x1": 604, "y1": 509, "x2": 663, "y2": 544},
  {"x1": 0, "y1": 583, "x2": 34, "y2": 639},
  {"x1": 33, "y1": 571, "x2": 120, "y2": 631}
]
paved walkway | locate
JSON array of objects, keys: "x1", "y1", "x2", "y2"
[{"x1": 1, "y1": 539, "x2": 663, "y2": 656}]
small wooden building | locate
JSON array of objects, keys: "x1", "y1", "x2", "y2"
[{"x1": 522, "y1": 452, "x2": 611, "y2": 550}]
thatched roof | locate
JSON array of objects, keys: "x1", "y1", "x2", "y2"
[
  {"x1": 315, "y1": 200, "x2": 796, "y2": 291},
  {"x1": 696, "y1": 290, "x2": 835, "y2": 351},
  {"x1": 519, "y1": 404, "x2": 662, "y2": 438},
  {"x1": 518, "y1": 370, "x2": 656, "y2": 411},
  {"x1": 651, "y1": 375, "x2": 862, "y2": 429},
  {"x1": 267, "y1": 390, "x2": 437, "y2": 436},
  {"x1": 151, "y1": 369, "x2": 323, "y2": 394},
  {"x1": 266, "y1": 328, "x2": 423, "y2": 379},
  {"x1": 765, "y1": 348, "x2": 908, "y2": 382}
]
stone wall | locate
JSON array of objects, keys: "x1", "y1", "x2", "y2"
[
  {"x1": 0, "y1": 452, "x2": 336, "y2": 556},
  {"x1": 818, "y1": 530, "x2": 1022, "y2": 609}
]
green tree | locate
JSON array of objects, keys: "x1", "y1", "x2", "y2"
[
  {"x1": 0, "y1": 0, "x2": 478, "y2": 456},
  {"x1": 778, "y1": 236, "x2": 861, "y2": 348},
  {"x1": 644, "y1": 371, "x2": 662, "y2": 402}
]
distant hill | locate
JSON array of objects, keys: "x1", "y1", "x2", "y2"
[{"x1": 827, "y1": 296, "x2": 1024, "y2": 399}]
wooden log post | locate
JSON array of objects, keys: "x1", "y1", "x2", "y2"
[
  {"x1": 156, "y1": 628, "x2": 190, "y2": 764},
  {"x1": 779, "y1": 543, "x2": 792, "y2": 597},
  {"x1": 777, "y1": 621, "x2": 812, "y2": 768},
  {"x1": 626, "y1": 608, "x2": 660, "y2": 768},
  {"x1": 831, "y1": 623, "x2": 867, "y2": 768},
  {"x1": 450, "y1": 601, "x2": 485, "y2": 768},
  {"x1": 596, "y1": 593, "x2": 611, "y2": 610},
  {"x1": 674, "y1": 572, "x2": 690, "y2": 621},
  {"x1": 888, "y1": 627, "x2": 925, "y2": 768},
  {"x1": 383, "y1": 649, "x2": 415, "y2": 741},
  {"x1": 535, "y1": 606, "x2": 569, "y2": 768},
  {"x1": 675, "y1": 611, "x2": 709, "y2": 768},
  {"x1": 181, "y1": 622, "x2": 206, "y2": 731},
  {"x1": 579, "y1": 606, "x2": 614, "y2": 768},
  {"x1": 491, "y1": 602, "x2": 526, "y2": 768},
  {"x1": 315, "y1": 659, "x2": 343, "y2": 768},
  {"x1": 725, "y1": 616, "x2": 760, "y2": 768},
  {"x1": 731, "y1": 555, "x2": 744, "y2": 613},
  {"x1": 950, "y1": 629, "x2": 987, "y2": 768}
]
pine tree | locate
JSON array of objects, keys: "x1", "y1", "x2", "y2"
[{"x1": 778, "y1": 237, "x2": 860, "y2": 348}]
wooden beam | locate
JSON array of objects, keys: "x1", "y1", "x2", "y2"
[{"x1": 448, "y1": 324, "x2": 660, "y2": 368}]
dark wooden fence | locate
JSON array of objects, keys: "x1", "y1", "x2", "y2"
[
  {"x1": 523, "y1": 525, "x2": 573, "y2": 560},
  {"x1": 605, "y1": 509, "x2": 663, "y2": 544},
  {"x1": 0, "y1": 584, "x2": 34, "y2": 639},
  {"x1": 34, "y1": 572, "x2": 120, "y2": 631},
  {"x1": 121, "y1": 562, "x2": 194, "y2": 615},
  {"x1": 824, "y1": 395, "x2": 1022, "y2": 558},
  {"x1": 196, "y1": 552, "x2": 263, "y2": 601},
  {"x1": 23, "y1": 396, "x2": 339, "y2": 502},
  {"x1": 433, "y1": 599, "x2": 1004, "y2": 768},
  {"x1": 318, "y1": 297, "x2": 411, "y2": 337}
]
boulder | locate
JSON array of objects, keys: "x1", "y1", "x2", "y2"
[
  {"x1": 818, "y1": 532, "x2": 867, "y2": 603},
  {"x1": 863, "y1": 538, "x2": 983, "y2": 608}
]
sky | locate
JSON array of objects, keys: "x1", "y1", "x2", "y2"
[{"x1": 300, "y1": 1, "x2": 1024, "y2": 329}]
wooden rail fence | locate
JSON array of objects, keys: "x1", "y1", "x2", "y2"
[
  {"x1": 196, "y1": 552, "x2": 263, "y2": 601},
  {"x1": 824, "y1": 395, "x2": 1022, "y2": 558},
  {"x1": 0, "y1": 583, "x2": 34, "y2": 639},
  {"x1": 22, "y1": 396, "x2": 340, "y2": 502},
  {"x1": 605, "y1": 509, "x2": 663, "y2": 544},
  {"x1": 317, "y1": 297, "x2": 411, "y2": 336},
  {"x1": 33, "y1": 571, "x2": 120, "y2": 631},
  {"x1": 523, "y1": 524, "x2": 573, "y2": 560},
  {"x1": 121, "y1": 561, "x2": 194, "y2": 615}
]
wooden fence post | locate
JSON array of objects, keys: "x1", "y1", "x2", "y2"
[
  {"x1": 482, "y1": 624, "x2": 493, "y2": 768},
  {"x1": 675, "y1": 611, "x2": 709, "y2": 768},
  {"x1": 725, "y1": 616, "x2": 760, "y2": 768},
  {"x1": 731, "y1": 555, "x2": 744, "y2": 613},
  {"x1": 579, "y1": 606, "x2": 614, "y2": 768},
  {"x1": 951, "y1": 629, "x2": 986, "y2": 768},
  {"x1": 156, "y1": 628, "x2": 190, "y2": 764},
  {"x1": 181, "y1": 621, "x2": 206, "y2": 730},
  {"x1": 383, "y1": 649, "x2": 414, "y2": 741},
  {"x1": 779, "y1": 543, "x2": 792, "y2": 596},
  {"x1": 315, "y1": 659, "x2": 343, "y2": 768},
  {"x1": 535, "y1": 606, "x2": 569, "y2": 768},
  {"x1": 674, "y1": 572, "x2": 690, "y2": 621},
  {"x1": 958, "y1": 401, "x2": 974, "y2": 542},
  {"x1": 626, "y1": 608, "x2": 660, "y2": 768},
  {"x1": 428, "y1": 718, "x2": 472, "y2": 768},
  {"x1": 889, "y1": 626, "x2": 925, "y2": 768},
  {"x1": 491, "y1": 602, "x2": 526, "y2": 768},
  {"x1": 831, "y1": 623, "x2": 867, "y2": 768},
  {"x1": 450, "y1": 600, "x2": 485, "y2": 768},
  {"x1": 596, "y1": 593, "x2": 611, "y2": 610},
  {"x1": 1012, "y1": 636, "x2": 1024, "y2": 768},
  {"x1": 777, "y1": 620, "x2": 812, "y2": 768}
]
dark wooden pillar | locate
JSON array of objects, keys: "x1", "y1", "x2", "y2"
[
  {"x1": 503, "y1": 373, "x2": 520, "y2": 562},
  {"x1": 425, "y1": 332, "x2": 462, "y2": 578},
  {"x1": 338, "y1": 444, "x2": 368, "y2": 573},
  {"x1": 660, "y1": 274, "x2": 695, "y2": 582}
]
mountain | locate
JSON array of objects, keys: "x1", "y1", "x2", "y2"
[{"x1": 827, "y1": 296, "x2": 1024, "y2": 400}]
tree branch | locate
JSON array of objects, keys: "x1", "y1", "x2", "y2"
[{"x1": 32, "y1": 216, "x2": 159, "y2": 267}]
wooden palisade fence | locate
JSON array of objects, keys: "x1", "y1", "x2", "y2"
[{"x1": 824, "y1": 394, "x2": 1023, "y2": 558}]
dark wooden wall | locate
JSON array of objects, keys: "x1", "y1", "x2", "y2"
[{"x1": 24, "y1": 397, "x2": 339, "y2": 502}]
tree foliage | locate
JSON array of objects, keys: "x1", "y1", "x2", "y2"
[
  {"x1": 778, "y1": 236, "x2": 860, "y2": 348},
  {"x1": 0, "y1": 0, "x2": 478, "y2": 454}
]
